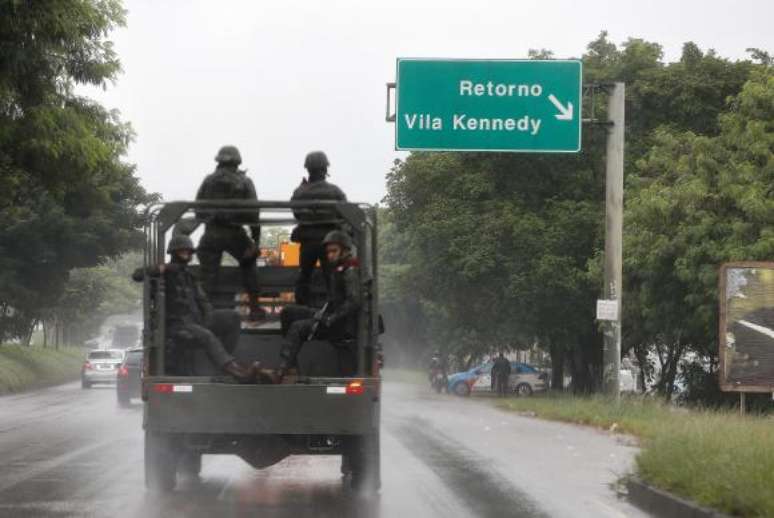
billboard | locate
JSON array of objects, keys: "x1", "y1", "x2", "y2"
[{"x1": 719, "y1": 262, "x2": 774, "y2": 392}]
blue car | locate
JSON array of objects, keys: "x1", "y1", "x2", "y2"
[{"x1": 447, "y1": 361, "x2": 547, "y2": 397}]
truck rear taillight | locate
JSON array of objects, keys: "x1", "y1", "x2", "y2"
[
  {"x1": 346, "y1": 380, "x2": 364, "y2": 395},
  {"x1": 83, "y1": 361, "x2": 92, "y2": 370},
  {"x1": 117, "y1": 366, "x2": 129, "y2": 377},
  {"x1": 153, "y1": 383, "x2": 174, "y2": 393},
  {"x1": 152, "y1": 383, "x2": 193, "y2": 393}
]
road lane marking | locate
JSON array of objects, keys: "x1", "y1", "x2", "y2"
[
  {"x1": 0, "y1": 439, "x2": 115, "y2": 493},
  {"x1": 389, "y1": 418, "x2": 548, "y2": 518},
  {"x1": 739, "y1": 319, "x2": 774, "y2": 339}
]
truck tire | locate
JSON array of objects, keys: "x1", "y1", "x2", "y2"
[
  {"x1": 349, "y1": 432, "x2": 380, "y2": 494},
  {"x1": 178, "y1": 451, "x2": 202, "y2": 477},
  {"x1": 145, "y1": 431, "x2": 178, "y2": 492}
]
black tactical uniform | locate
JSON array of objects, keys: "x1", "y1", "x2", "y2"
[
  {"x1": 279, "y1": 230, "x2": 360, "y2": 375},
  {"x1": 133, "y1": 236, "x2": 242, "y2": 373},
  {"x1": 196, "y1": 146, "x2": 261, "y2": 313},
  {"x1": 290, "y1": 151, "x2": 347, "y2": 305},
  {"x1": 492, "y1": 355, "x2": 512, "y2": 397}
]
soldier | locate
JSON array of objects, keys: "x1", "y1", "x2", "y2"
[
  {"x1": 290, "y1": 151, "x2": 347, "y2": 305},
  {"x1": 133, "y1": 235, "x2": 258, "y2": 382},
  {"x1": 196, "y1": 145, "x2": 263, "y2": 320},
  {"x1": 492, "y1": 353, "x2": 512, "y2": 397},
  {"x1": 278, "y1": 230, "x2": 359, "y2": 378}
]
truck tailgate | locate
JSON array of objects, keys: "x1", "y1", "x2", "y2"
[{"x1": 143, "y1": 377, "x2": 380, "y2": 435}]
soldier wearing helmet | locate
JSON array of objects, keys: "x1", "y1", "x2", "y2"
[
  {"x1": 196, "y1": 145, "x2": 263, "y2": 320},
  {"x1": 277, "y1": 229, "x2": 360, "y2": 378},
  {"x1": 290, "y1": 150, "x2": 348, "y2": 305},
  {"x1": 132, "y1": 235, "x2": 259, "y2": 382}
]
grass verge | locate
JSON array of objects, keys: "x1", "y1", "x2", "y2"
[
  {"x1": 0, "y1": 344, "x2": 86, "y2": 395},
  {"x1": 498, "y1": 395, "x2": 774, "y2": 517}
]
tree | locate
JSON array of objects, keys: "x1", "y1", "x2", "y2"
[
  {"x1": 377, "y1": 206, "x2": 434, "y2": 367},
  {"x1": 0, "y1": 1, "x2": 155, "y2": 342},
  {"x1": 44, "y1": 251, "x2": 143, "y2": 347},
  {"x1": 381, "y1": 33, "x2": 767, "y2": 395},
  {"x1": 384, "y1": 144, "x2": 606, "y2": 390},
  {"x1": 624, "y1": 69, "x2": 774, "y2": 399}
]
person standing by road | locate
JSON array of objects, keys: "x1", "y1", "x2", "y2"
[
  {"x1": 290, "y1": 151, "x2": 348, "y2": 305},
  {"x1": 492, "y1": 352, "x2": 512, "y2": 397},
  {"x1": 195, "y1": 145, "x2": 263, "y2": 320}
]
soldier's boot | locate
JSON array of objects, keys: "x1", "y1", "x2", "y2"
[
  {"x1": 248, "y1": 297, "x2": 267, "y2": 322},
  {"x1": 280, "y1": 368, "x2": 299, "y2": 384},
  {"x1": 294, "y1": 285, "x2": 310, "y2": 306},
  {"x1": 256, "y1": 368, "x2": 281, "y2": 384},
  {"x1": 223, "y1": 360, "x2": 259, "y2": 383},
  {"x1": 276, "y1": 357, "x2": 299, "y2": 384}
]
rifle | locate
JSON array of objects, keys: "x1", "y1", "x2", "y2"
[{"x1": 307, "y1": 302, "x2": 330, "y2": 341}]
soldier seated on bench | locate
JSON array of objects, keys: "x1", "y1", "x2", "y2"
[
  {"x1": 278, "y1": 230, "x2": 360, "y2": 379},
  {"x1": 133, "y1": 235, "x2": 260, "y2": 383}
]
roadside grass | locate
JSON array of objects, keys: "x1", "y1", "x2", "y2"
[
  {"x1": 382, "y1": 368, "x2": 426, "y2": 385},
  {"x1": 0, "y1": 344, "x2": 86, "y2": 395},
  {"x1": 498, "y1": 394, "x2": 774, "y2": 517}
]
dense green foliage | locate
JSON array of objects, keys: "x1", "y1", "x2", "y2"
[
  {"x1": 41, "y1": 252, "x2": 143, "y2": 346},
  {"x1": 626, "y1": 70, "x2": 774, "y2": 396},
  {"x1": 0, "y1": 1, "x2": 154, "y2": 343},
  {"x1": 0, "y1": 344, "x2": 85, "y2": 394},
  {"x1": 499, "y1": 395, "x2": 774, "y2": 516},
  {"x1": 382, "y1": 32, "x2": 773, "y2": 395}
]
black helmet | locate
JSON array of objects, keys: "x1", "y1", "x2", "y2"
[
  {"x1": 304, "y1": 150, "x2": 329, "y2": 171},
  {"x1": 322, "y1": 230, "x2": 352, "y2": 250},
  {"x1": 167, "y1": 235, "x2": 195, "y2": 254},
  {"x1": 215, "y1": 145, "x2": 242, "y2": 166}
]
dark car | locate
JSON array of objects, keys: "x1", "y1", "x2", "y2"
[{"x1": 116, "y1": 347, "x2": 143, "y2": 406}]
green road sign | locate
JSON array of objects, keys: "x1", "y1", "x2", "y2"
[{"x1": 395, "y1": 59, "x2": 582, "y2": 152}]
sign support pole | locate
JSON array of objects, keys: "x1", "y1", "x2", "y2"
[{"x1": 602, "y1": 82, "x2": 625, "y2": 398}]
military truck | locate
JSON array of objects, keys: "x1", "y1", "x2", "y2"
[
  {"x1": 139, "y1": 200, "x2": 381, "y2": 493},
  {"x1": 112, "y1": 324, "x2": 140, "y2": 349}
]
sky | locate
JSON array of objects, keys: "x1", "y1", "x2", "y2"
[{"x1": 83, "y1": 0, "x2": 774, "y2": 204}]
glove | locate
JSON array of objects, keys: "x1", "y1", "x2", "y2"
[{"x1": 132, "y1": 264, "x2": 166, "y2": 282}]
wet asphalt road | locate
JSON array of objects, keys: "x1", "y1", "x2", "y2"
[{"x1": 0, "y1": 380, "x2": 649, "y2": 518}]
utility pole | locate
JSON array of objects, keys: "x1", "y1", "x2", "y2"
[{"x1": 602, "y1": 83, "x2": 625, "y2": 397}]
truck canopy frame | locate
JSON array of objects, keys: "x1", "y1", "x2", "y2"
[{"x1": 142, "y1": 200, "x2": 380, "y2": 378}]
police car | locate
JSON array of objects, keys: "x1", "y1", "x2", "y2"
[{"x1": 447, "y1": 361, "x2": 547, "y2": 397}]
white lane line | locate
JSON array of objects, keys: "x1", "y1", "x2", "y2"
[
  {"x1": 0, "y1": 439, "x2": 115, "y2": 493},
  {"x1": 739, "y1": 319, "x2": 774, "y2": 339}
]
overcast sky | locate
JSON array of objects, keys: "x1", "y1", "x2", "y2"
[{"x1": 84, "y1": 0, "x2": 773, "y2": 204}]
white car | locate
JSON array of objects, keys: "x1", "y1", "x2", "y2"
[{"x1": 81, "y1": 349, "x2": 125, "y2": 388}]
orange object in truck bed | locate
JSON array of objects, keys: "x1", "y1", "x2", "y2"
[{"x1": 280, "y1": 241, "x2": 300, "y2": 267}]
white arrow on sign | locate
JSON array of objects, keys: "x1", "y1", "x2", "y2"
[{"x1": 548, "y1": 94, "x2": 574, "y2": 121}]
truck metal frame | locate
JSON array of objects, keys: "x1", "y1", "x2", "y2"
[{"x1": 140, "y1": 200, "x2": 381, "y2": 493}]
